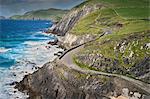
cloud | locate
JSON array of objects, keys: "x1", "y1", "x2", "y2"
[
  {"x1": 0, "y1": 0, "x2": 80, "y2": 5},
  {"x1": 0, "y1": 0, "x2": 84, "y2": 17}
]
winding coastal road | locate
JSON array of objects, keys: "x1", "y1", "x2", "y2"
[
  {"x1": 58, "y1": 45, "x2": 150, "y2": 94},
  {"x1": 57, "y1": 34, "x2": 150, "y2": 94}
]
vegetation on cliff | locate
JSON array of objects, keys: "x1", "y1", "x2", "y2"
[
  {"x1": 69, "y1": 0, "x2": 150, "y2": 83},
  {"x1": 10, "y1": 8, "x2": 69, "y2": 21},
  {"x1": 71, "y1": 0, "x2": 149, "y2": 35}
]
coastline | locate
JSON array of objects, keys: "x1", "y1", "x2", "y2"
[
  {"x1": 0, "y1": 22, "x2": 64, "y2": 98},
  {"x1": 16, "y1": 54, "x2": 150, "y2": 99},
  {"x1": 15, "y1": 28, "x2": 150, "y2": 98},
  {"x1": 12, "y1": 0, "x2": 150, "y2": 98},
  {"x1": 0, "y1": 40, "x2": 64, "y2": 99}
]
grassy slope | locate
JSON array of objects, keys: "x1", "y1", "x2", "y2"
[
  {"x1": 10, "y1": 8, "x2": 69, "y2": 21},
  {"x1": 71, "y1": 0, "x2": 149, "y2": 35},
  {"x1": 71, "y1": 0, "x2": 150, "y2": 78}
]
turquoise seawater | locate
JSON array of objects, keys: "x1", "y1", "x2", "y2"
[
  {"x1": 0, "y1": 20, "x2": 63, "y2": 98},
  {"x1": 0, "y1": 20, "x2": 53, "y2": 67}
]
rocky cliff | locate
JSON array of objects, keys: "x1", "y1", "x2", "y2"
[
  {"x1": 16, "y1": 61, "x2": 149, "y2": 99},
  {"x1": 51, "y1": 4, "x2": 102, "y2": 47},
  {"x1": 52, "y1": 5, "x2": 98, "y2": 35}
]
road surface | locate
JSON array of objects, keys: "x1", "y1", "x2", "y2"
[{"x1": 57, "y1": 44, "x2": 150, "y2": 94}]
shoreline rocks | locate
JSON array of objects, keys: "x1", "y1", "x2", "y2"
[
  {"x1": 47, "y1": 39, "x2": 58, "y2": 45},
  {"x1": 15, "y1": 61, "x2": 149, "y2": 99}
]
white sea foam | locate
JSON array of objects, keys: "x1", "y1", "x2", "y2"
[
  {"x1": 45, "y1": 23, "x2": 50, "y2": 25},
  {"x1": 0, "y1": 47, "x2": 11, "y2": 53},
  {"x1": 0, "y1": 40, "x2": 63, "y2": 99},
  {"x1": 23, "y1": 41, "x2": 45, "y2": 46}
]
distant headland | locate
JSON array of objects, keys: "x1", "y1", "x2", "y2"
[{"x1": 9, "y1": 8, "x2": 69, "y2": 22}]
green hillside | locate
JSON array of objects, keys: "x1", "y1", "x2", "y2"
[
  {"x1": 71, "y1": 0, "x2": 149, "y2": 35},
  {"x1": 10, "y1": 8, "x2": 69, "y2": 21},
  {"x1": 71, "y1": 0, "x2": 150, "y2": 82}
]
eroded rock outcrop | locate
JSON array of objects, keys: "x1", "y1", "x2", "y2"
[
  {"x1": 58, "y1": 34, "x2": 97, "y2": 48},
  {"x1": 75, "y1": 33, "x2": 150, "y2": 83},
  {"x1": 50, "y1": 4, "x2": 102, "y2": 48},
  {"x1": 52, "y1": 5, "x2": 100, "y2": 36},
  {"x1": 16, "y1": 61, "x2": 148, "y2": 99}
]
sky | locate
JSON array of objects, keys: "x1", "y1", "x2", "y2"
[{"x1": 0, "y1": 0, "x2": 84, "y2": 17}]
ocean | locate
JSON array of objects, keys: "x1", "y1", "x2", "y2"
[{"x1": 0, "y1": 20, "x2": 63, "y2": 98}]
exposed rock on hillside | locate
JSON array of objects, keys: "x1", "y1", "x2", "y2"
[
  {"x1": 51, "y1": 5, "x2": 101, "y2": 36},
  {"x1": 50, "y1": 4, "x2": 104, "y2": 48},
  {"x1": 75, "y1": 32, "x2": 150, "y2": 83},
  {"x1": 58, "y1": 34, "x2": 97, "y2": 48},
  {"x1": 16, "y1": 61, "x2": 149, "y2": 99}
]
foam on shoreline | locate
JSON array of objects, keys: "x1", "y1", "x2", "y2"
[
  {"x1": 0, "y1": 47, "x2": 11, "y2": 53},
  {"x1": 0, "y1": 40, "x2": 63, "y2": 99}
]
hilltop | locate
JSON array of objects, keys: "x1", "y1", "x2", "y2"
[{"x1": 10, "y1": 8, "x2": 69, "y2": 21}]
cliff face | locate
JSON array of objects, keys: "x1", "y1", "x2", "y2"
[
  {"x1": 51, "y1": 4, "x2": 103, "y2": 47},
  {"x1": 16, "y1": 61, "x2": 148, "y2": 99},
  {"x1": 58, "y1": 33, "x2": 97, "y2": 48},
  {"x1": 52, "y1": 5, "x2": 100, "y2": 35},
  {"x1": 75, "y1": 32, "x2": 150, "y2": 83}
]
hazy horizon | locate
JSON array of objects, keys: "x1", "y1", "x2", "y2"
[{"x1": 0, "y1": 0, "x2": 84, "y2": 17}]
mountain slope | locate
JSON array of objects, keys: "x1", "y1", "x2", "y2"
[
  {"x1": 53, "y1": 0, "x2": 150, "y2": 83},
  {"x1": 10, "y1": 8, "x2": 69, "y2": 21}
]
